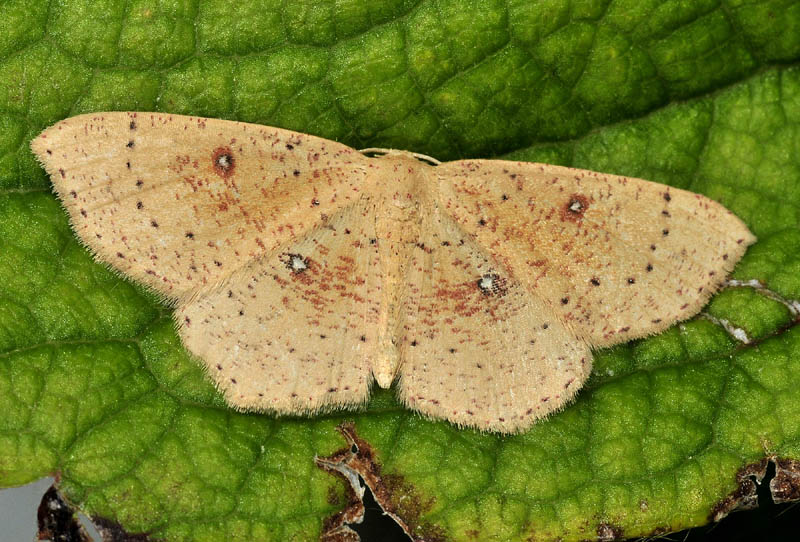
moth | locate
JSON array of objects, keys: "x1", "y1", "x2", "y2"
[{"x1": 31, "y1": 112, "x2": 755, "y2": 433}]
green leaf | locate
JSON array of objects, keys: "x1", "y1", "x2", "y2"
[{"x1": 2, "y1": 1, "x2": 800, "y2": 540}]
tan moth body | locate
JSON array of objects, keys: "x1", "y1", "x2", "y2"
[{"x1": 31, "y1": 113, "x2": 756, "y2": 433}]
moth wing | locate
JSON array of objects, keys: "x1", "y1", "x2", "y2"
[
  {"x1": 397, "y1": 213, "x2": 592, "y2": 433},
  {"x1": 31, "y1": 112, "x2": 370, "y2": 302},
  {"x1": 435, "y1": 160, "x2": 756, "y2": 348},
  {"x1": 178, "y1": 199, "x2": 382, "y2": 413}
]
